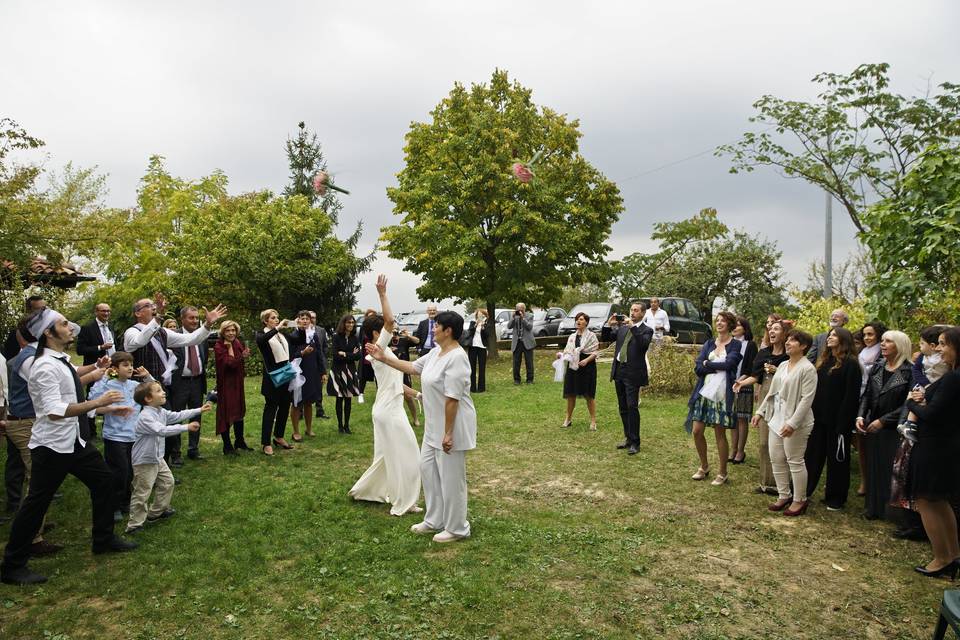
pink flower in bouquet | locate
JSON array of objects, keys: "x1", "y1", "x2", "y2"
[
  {"x1": 312, "y1": 171, "x2": 329, "y2": 196},
  {"x1": 512, "y1": 162, "x2": 533, "y2": 184}
]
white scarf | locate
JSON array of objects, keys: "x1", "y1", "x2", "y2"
[{"x1": 268, "y1": 330, "x2": 289, "y2": 363}]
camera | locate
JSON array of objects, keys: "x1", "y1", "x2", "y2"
[{"x1": 614, "y1": 314, "x2": 625, "y2": 323}]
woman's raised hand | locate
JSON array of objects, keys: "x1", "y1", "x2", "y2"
[{"x1": 376, "y1": 274, "x2": 388, "y2": 295}]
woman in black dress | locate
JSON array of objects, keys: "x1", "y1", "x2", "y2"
[
  {"x1": 905, "y1": 327, "x2": 960, "y2": 577},
  {"x1": 327, "y1": 313, "x2": 362, "y2": 434},
  {"x1": 289, "y1": 310, "x2": 320, "y2": 442},
  {"x1": 255, "y1": 309, "x2": 295, "y2": 455},
  {"x1": 560, "y1": 312, "x2": 600, "y2": 431},
  {"x1": 805, "y1": 327, "x2": 861, "y2": 510},
  {"x1": 856, "y1": 330, "x2": 913, "y2": 520},
  {"x1": 462, "y1": 309, "x2": 490, "y2": 394}
]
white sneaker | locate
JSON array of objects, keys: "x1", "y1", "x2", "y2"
[
  {"x1": 357, "y1": 394, "x2": 365, "y2": 404},
  {"x1": 432, "y1": 530, "x2": 467, "y2": 543},
  {"x1": 410, "y1": 522, "x2": 435, "y2": 535}
]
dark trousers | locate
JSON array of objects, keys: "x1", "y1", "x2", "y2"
[
  {"x1": 614, "y1": 377, "x2": 641, "y2": 446},
  {"x1": 4, "y1": 436, "x2": 25, "y2": 513},
  {"x1": 1, "y1": 441, "x2": 114, "y2": 571},
  {"x1": 220, "y1": 421, "x2": 245, "y2": 450},
  {"x1": 804, "y1": 424, "x2": 851, "y2": 507},
  {"x1": 468, "y1": 346, "x2": 487, "y2": 392},
  {"x1": 512, "y1": 347, "x2": 534, "y2": 383},
  {"x1": 316, "y1": 390, "x2": 327, "y2": 417},
  {"x1": 169, "y1": 377, "x2": 204, "y2": 457},
  {"x1": 102, "y1": 438, "x2": 134, "y2": 514},
  {"x1": 261, "y1": 400, "x2": 290, "y2": 446}
]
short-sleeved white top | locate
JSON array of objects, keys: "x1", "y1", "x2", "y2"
[{"x1": 413, "y1": 346, "x2": 477, "y2": 451}]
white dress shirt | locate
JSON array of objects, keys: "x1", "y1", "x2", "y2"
[
  {"x1": 0, "y1": 352, "x2": 7, "y2": 410},
  {"x1": 123, "y1": 318, "x2": 211, "y2": 353},
  {"x1": 178, "y1": 343, "x2": 204, "y2": 377},
  {"x1": 98, "y1": 321, "x2": 116, "y2": 356},
  {"x1": 642, "y1": 308, "x2": 671, "y2": 337},
  {"x1": 27, "y1": 352, "x2": 85, "y2": 453},
  {"x1": 132, "y1": 406, "x2": 200, "y2": 465}
]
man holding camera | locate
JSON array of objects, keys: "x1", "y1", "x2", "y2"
[
  {"x1": 603, "y1": 303, "x2": 653, "y2": 455},
  {"x1": 510, "y1": 303, "x2": 536, "y2": 385}
]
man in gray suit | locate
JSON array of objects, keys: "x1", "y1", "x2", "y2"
[
  {"x1": 806, "y1": 308, "x2": 849, "y2": 363},
  {"x1": 510, "y1": 303, "x2": 536, "y2": 384}
]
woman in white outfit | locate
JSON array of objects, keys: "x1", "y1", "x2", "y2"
[
  {"x1": 366, "y1": 300, "x2": 477, "y2": 543},
  {"x1": 348, "y1": 275, "x2": 422, "y2": 516}
]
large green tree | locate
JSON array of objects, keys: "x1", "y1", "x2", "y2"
[
  {"x1": 859, "y1": 144, "x2": 960, "y2": 326},
  {"x1": 612, "y1": 209, "x2": 787, "y2": 325},
  {"x1": 90, "y1": 156, "x2": 367, "y2": 335},
  {"x1": 717, "y1": 63, "x2": 960, "y2": 233},
  {"x1": 381, "y1": 70, "x2": 623, "y2": 353},
  {"x1": 283, "y1": 121, "x2": 372, "y2": 323}
]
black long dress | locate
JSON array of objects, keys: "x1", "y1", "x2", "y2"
[
  {"x1": 906, "y1": 369, "x2": 960, "y2": 500},
  {"x1": 562, "y1": 334, "x2": 597, "y2": 399}
]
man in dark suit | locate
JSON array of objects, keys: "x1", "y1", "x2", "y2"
[
  {"x1": 76, "y1": 302, "x2": 116, "y2": 439},
  {"x1": 602, "y1": 302, "x2": 653, "y2": 455},
  {"x1": 510, "y1": 303, "x2": 536, "y2": 384},
  {"x1": 309, "y1": 311, "x2": 330, "y2": 419},
  {"x1": 168, "y1": 306, "x2": 208, "y2": 464},
  {"x1": 414, "y1": 304, "x2": 439, "y2": 356}
]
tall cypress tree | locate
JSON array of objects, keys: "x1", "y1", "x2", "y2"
[{"x1": 284, "y1": 121, "x2": 372, "y2": 324}]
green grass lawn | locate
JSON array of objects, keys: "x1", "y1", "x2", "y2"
[{"x1": 0, "y1": 351, "x2": 951, "y2": 639}]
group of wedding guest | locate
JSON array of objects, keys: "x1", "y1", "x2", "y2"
[{"x1": 689, "y1": 306, "x2": 960, "y2": 578}]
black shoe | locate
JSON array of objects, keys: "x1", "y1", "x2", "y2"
[
  {"x1": 914, "y1": 559, "x2": 960, "y2": 579},
  {"x1": 893, "y1": 527, "x2": 928, "y2": 541},
  {"x1": 92, "y1": 536, "x2": 139, "y2": 555},
  {"x1": 318, "y1": 413, "x2": 330, "y2": 419},
  {"x1": 187, "y1": 452, "x2": 204, "y2": 461},
  {"x1": 342, "y1": 427, "x2": 352, "y2": 435},
  {"x1": 174, "y1": 477, "x2": 182, "y2": 485},
  {"x1": 234, "y1": 440, "x2": 253, "y2": 451},
  {"x1": 147, "y1": 508, "x2": 176, "y2": 522},
  {"x1": 29, "y1": 541, "x2": 64, "y2": 557},
  {"x1": 1, "y1": 566, "x2": 48, "y2": 585},
  {"x1": 627, "y1": 445, "x2": 639, "y2": 455},
  {"x1": 170, "y1": 457, "x2": 184, "y2": 468},
  {"x1": 513, "y1": 381, "x2": 521, "y2": 386},
  {"x1": 223, "y1": 446, "x2": 238, "y2": 456},
  {"x1": 41, "y1": 521, "x2": 56, "y2": 534},
  {"x1": 124, "y1": 525, "x2": 144, "y2": 535},
  {"x1": 525, "y1": 380, "x2": 534, "y2": 384},
  {"x1": 616, "y1": 440, "x2": 629, "y2": 449}
]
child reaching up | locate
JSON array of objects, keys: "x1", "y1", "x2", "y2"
[{"x1": 127, "y1": 381, "x2": 210, "y2": 534}]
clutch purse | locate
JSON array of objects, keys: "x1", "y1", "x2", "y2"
[{"x1": 268, "y1": 362, "x2": 296, "y2": 387}]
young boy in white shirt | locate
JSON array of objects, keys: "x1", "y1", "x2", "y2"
[{"x1": 127, "y1": 381, "x2": 210, "y2": 534}]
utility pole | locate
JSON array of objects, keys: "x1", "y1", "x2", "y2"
[{"x1": 823, "y1": 133, "x2": 833, "y2": 299}]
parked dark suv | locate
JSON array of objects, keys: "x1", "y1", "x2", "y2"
[
  {"x1": 638, "y1": 297, "x2": 712, "y2": 344},
  {"x1": 557, "y1": 302, "x2": 624, "y2": 337}
]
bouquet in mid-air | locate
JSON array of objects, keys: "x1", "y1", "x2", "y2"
[
  {"x1": 511, "y1": 148, "x2": 546, "y2": 184},
  {"x1": 312, "y1": 171, "x2": 350, "y2": 195}
]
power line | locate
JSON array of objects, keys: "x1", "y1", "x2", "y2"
[{"x1": 615, "y1": 139, "x2": 742, "y2": 183}]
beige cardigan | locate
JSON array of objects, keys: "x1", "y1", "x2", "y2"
[{"x1": 756, "y1": 357, "x2": 818, "y2": 431}]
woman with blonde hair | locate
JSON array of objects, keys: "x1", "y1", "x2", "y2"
[
  {"x1": 213, "y1": 320, "x2": 251, "y2": 454},
  {"x1": 462, "y1": 308, "x2": 490, "y2": 393},
  {"x1": 856, "y1": 329, "x2": 913, "y2": 520},
  {"x1": 255, "y1": 309, "x2": 295, "y2": 455}
]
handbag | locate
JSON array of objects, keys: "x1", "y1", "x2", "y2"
[
  {"x1": 268, "y1": 362, "x2": 296, "y2": 388},
  {"x1": 699, "y1": 371, "x2": 726, "y2": 403}
]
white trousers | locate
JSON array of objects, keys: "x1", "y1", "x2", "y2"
[
  {"x1": 420, "y1": 442, "x2": 470, "y2": 537},
  {"x1": 768, "y1": 425, "x2": 812, "y2": 502}
]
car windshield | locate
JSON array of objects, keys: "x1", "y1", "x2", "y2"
[
  {"x1": 403, "y1": 313, "x2": 428, "y2": 325},
  {"x1": 569, "y1": 304, "x2": 609, "y2": 319}
]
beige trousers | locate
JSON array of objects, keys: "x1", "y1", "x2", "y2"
[
  {"x1": 5, "y1": 418, "x2": 45, "y2": 543},
  {"x1": 128, "y1": 459, "x2": 175, "y2": 529},
  {"x1": 755, "y1": 379, "x2": 777, "y2": 492}
]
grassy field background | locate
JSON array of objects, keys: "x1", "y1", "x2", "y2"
[{"x1": 0, "y1": 351, "x2": 952, "y2": 639}]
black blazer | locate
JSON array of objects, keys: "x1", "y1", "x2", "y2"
[
  {"x1": 77, "y1": 320, "x2": 114, "y2": 366},
  {"x1": 461, "y1": 319, "x2": 490, "y2": 348},
  {"x1": 415, "y1": 318, "x2": 434, "y2": 355},
  {"x1": 858, "y1": 360, "x2": 913, "y2": 430},
  {"x1": 171, "y1": 337, "x2": 209, "y2": 393},
  {"x1": 602, "y1": 323, "x2": 653, "y2": 385}
]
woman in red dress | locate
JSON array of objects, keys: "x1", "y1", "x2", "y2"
[{"x1": 214, "y1": 320, "x2": 251, "y2": 454}]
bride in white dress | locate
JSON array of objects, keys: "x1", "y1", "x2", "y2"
[{"x1": 348, "y1": 275, "x2": 423, "y2": 515}]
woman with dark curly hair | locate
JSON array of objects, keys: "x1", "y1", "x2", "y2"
[{"x1": 327, "y1": 313, "x2": 362, "y2": 434}]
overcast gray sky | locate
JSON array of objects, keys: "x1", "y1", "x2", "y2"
[{"x1": 4, "y1": 1, "x2": 958, "y2": 312}]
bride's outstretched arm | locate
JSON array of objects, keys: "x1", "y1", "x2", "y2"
[
  {"x1": 376, "y1": 274, "x2": 395, "y2": 334},
  {"x1": 366, "y1": 342, "x2": 418, "y2": 376}
]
